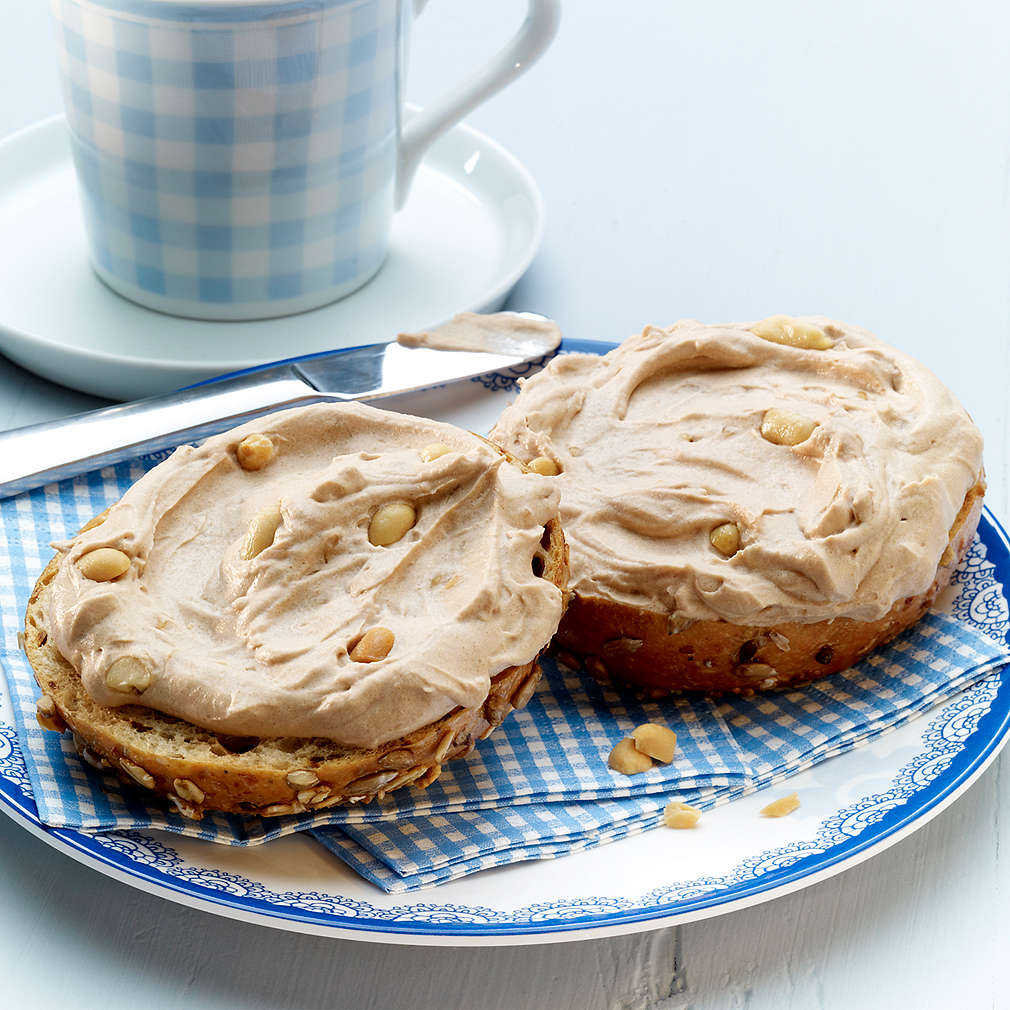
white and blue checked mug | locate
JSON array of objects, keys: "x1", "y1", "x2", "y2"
[{"x1": 50, "y1": 0, "x2": 560, "y2": 320}]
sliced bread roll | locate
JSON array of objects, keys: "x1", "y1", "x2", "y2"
[
  {"x1": 26, "y1": 402, "x2": 569, "y2": 818},
  {"x1": 490, "y1": 315, "x2": 985, "y2": 695}
]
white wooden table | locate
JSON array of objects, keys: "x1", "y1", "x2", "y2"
[{"x1": 2, "y1": 2, "x2": 1008, "y2": 1006}]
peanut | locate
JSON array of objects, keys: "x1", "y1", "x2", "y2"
[
  {"x1": 241, "y1": 503, "x2": 282, "y2": 559},
  {"x1": 105, "y1": 656, "x2": 152, "y2": 694},
  {"x1": 368, "y1": 502, "x2": 416, "y2": 546},
  {"x1": 350, "y1": 627, "x2": 395, "y2": 663},
  {"x1": 420, "y1": 442, "x2": 451, "y2": 462},
  {"x1": 760, "y1": 408, "x2": 818, "y2": 446},
  {"x1": 608, "y1": 737, "x2": 654, "y2": 775},
  {"x1": 751, "y1": 315, "x2": 833, "y2": 350},
  {"x1": 529, "y1": 456, "x2": 560, "y2": 476},
  {"x1": 77, "y1": 547, "x2": 131, "y2": 582},
  {"x1": 631, "y1": 724, "x2": 677, "y2": 764},
  {"x1": 709, "y1": 522, "x2": 740, "y2": 557},
  {"x1": 236, "y1": 433, "x2": 275, "y2": 471}
]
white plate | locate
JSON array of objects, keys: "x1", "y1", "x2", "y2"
[
  {"x1": 1, "y1": 350, "x2": 1009, "y2": 946},
  {"x1": 0, "y1": 114, "x2": 544, "y2": 401}
]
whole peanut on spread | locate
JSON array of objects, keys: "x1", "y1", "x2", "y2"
[
  {"x1": 608, "y1": 737, "x2": 654, "y2": 775},
  {"x1": 420, "y1": 442, "x2": 451, "y2": 462},
  {"x1": 241, "y1": 503, "x2": 283, "y2": 560},
  {"x1": 350, "y1": 627, "x2": 395, "y2": 663},
  {"x1": 751, "y1": 315, "x2": 834, "y2": 350},
  {"x1": 709, "y1": 522, "x2": 740, "y2": 557},
  {"x1": 760, "y1": 792, "x2": 800, "y2": 817},
  {"x1": 529, "y1": 456, "x2": 560, "y2": 476},
  {"x1": 663, "y1": 801, "x2": 702, "y2": 829},
  {"x1": 760, "y1": 408, "x2": 818, "y2": 446},
  {"x1": 236, "y1": 433, "x2": 276, "y2": 471},
  {"x1": 631, "y1": 724, "x2": 677, "y2": 764},
  {"x1": 368, "y1": 502, "x2": 416, "y2": 546},
  {"x1": 77, "y1": 547, "x2": 131, "y2": 582},
  {"x1": 105, "y1": 656, "x2": 152, "y2": 694}
]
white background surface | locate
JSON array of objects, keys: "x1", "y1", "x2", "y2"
[{"x1": 1, "y1": 1, "x2": 1008, "y2": 1007}]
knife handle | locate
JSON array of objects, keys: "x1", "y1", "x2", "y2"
[{"x1": 0, "y1": 371, "x2": 325, "y2": 497}]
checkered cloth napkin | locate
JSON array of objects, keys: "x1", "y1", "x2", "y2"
[
  {"x1": 1, "y1": 457, "x2": 1007, "y2": 890},
  {"x1": 314, "y1": 612, "x2": 1010, "y2": 889}
]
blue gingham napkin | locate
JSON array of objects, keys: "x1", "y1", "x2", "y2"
[
  {"x1": 1, "y1": 456, "x2": 1007, "y2": 890},
  {"x1": 313, "y1": 605, "x2": 1010, "y2": 890}
]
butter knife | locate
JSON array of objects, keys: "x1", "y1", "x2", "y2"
[{"x1": 0, "y1": 317, "x2": 559, "y2": 497}]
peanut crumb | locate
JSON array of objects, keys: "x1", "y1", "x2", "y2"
[
  {"x1": 608, "y1": 737, "x2": 654, "y2": 775},
  {"x1": 631, "y1": 724, "x2": 677, "y2": 764},
  {"x1": 760, "y1": 792, "x2": 800, "y2": 818},
  {"x1": 663, "y1": 801, "x2": 702, "y2": 829}
]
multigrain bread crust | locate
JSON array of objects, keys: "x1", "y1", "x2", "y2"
[
  {"x1": 555, "y1": 477, "x2": 985, "y2": 697},
  {"x1": 26, "y1": 470, "x2": 569, "y2": 821}
]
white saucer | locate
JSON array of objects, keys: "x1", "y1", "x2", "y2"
[{"x1": 0, "y1": 114, "x2": 544, "y2": 401}]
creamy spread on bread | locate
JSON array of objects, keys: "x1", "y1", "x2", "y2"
[
  {"x1": 398, "y1": 311, "x2": 561, "y2": 357},
  {"x1": 490, "y1": 317, "x2": 984, "y2": 626},
  {"x1": 47, "y1": 403, "x2": 564, "y2": 748}
]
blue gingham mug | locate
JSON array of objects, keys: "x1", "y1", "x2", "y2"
[{"x1": 49, "y1": 0, "x2": 560, "y2": 320}]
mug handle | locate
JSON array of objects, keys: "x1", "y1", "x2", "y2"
[{"x1": 395, "y1": 0, "x2": 561, "y2": 208}]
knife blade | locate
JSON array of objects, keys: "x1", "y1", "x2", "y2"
[{"x1": 0, "y1": 318, "x2": 559, "y2": 497}]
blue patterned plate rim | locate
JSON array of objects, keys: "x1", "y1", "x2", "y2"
[{"x1": 1, "y1": 337, "x2": 1007, "y2": 941}]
